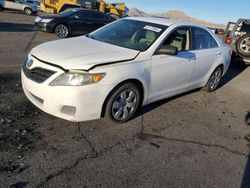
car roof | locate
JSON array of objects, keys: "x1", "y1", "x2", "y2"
[
  {"x1": 65, "y1": 8, "x2": 110, "y2": 15},
  {"x1": 124, "y1": 16, "x2": 209, "y2": 29},
  {"x1": 237, "y1": 19, "x2": 250, "y2": 22}
]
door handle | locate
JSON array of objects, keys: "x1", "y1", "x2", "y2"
[{"x1": 216, "y1": 52, "x2": 222, "y2": 56}]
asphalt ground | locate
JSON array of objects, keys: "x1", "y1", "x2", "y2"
[{"x1": 0, "y1": 11, "x2": 250, "y2": 188}]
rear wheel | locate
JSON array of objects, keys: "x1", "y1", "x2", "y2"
[
  {"x1": 55, "y1": 24, "x2": 70, "y2": 38},
  {"x1": 203, "y1": 67, "x2": 223, "y2": 92},
  {"x1": 24, "y1": 8, "x2": 32, "y2": 15},
  {"x1": 236, "y1": 34, "x2": 250, "y2": 58},
  {"x1": 105, "y1": 83, "x2": 141, "y2": 123}
]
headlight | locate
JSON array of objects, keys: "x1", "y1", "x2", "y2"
[
  {"x1": 50, "y1": 71, "x2": 106, "y2": 86},
  {"x1": 35, "y1": 16, "x2": 41, "y2": 22},
  {"x1": 40, "y1": 18, "x2": 54, "y2": 23}
]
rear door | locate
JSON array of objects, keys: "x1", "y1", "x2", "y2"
[{"x1": 189, "y1": 27, "x2": 222, "y2": 88}]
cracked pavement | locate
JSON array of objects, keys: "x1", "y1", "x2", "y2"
[{"x1": 1, "y1": 12, "x2": 250, "y2": 188}]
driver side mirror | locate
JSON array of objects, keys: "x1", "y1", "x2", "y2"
[{"x1": 156, "y1": 45, "x2": 178, "y2": 56}]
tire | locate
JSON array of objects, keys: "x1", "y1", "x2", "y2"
[
  {"x1": 105, "y1": 83, "x2": 141, "y2": 123},
  {"x1": 236, "y1": 34, "x2": 250, "y2": 58},
  {"x1": 24, "y1": 8, "x2": 32, "y2": 15},
  {"x1": 203, "y1": 66, "x2": 223, "y2": 92},
  {"x1": 0, "y1": 5, "x2": 3, "y2": 11},
  {"x1": 55, "y1": 24, "x2": 70, "y2": 38}
]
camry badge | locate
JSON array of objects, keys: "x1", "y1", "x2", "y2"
[{"x1": 26, "y1": 59, "x2": 33, "y2": 69}]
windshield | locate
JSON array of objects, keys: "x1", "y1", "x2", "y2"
[
  {"x1": 88, "y1": 19, "x2": 168, "y2": 51},
  {"x1": 26, "y1": 0, "x2": 40, "y2": 5}
]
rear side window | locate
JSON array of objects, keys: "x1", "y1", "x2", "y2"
[
  {"x1": 77, "y1": 11, "x2": 91, "y2": 19},
  {"x1": 105, "y1": 15, "x2": 115, "y2": 21},
  {"x1": 104, "y1": 15, "x2": 110, "y2": 21},
  {"x1": 240, "y1": 24, "x2": 250, "y2": 32},
  {"x1": 192, "y1": 27, "x2": 219, "y2": 50},
  {"x1": 91, "y1": 12, "x2": 105, "y2": 20},
  {"x1": 235, "y1": 21, "x2": 250, "y2": 36}
]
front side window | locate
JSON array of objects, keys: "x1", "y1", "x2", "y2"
[
  {"x1": 162, "y1": 27, "x2": 190, "y2": 52},
  {"x1": 192, "y1": 27, "x2": 219, "y2": 50},
  {"x1": 91, "y1": 12, "x2": 105, "y2": 20},
  {"x1": 238, "y1": 21, "x2": 250, "y2": 33},
  {"x1": 88, "y1": 19, "x2": 168, "y2": 51},
  {"x1": 59, "y1": 9, "x2": 78, "y2": 17}
]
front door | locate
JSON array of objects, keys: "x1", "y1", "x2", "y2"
[
  {"x1": 3, "y1": 0, "x2": 16, "y2": 9},
  {"x1": 149, "y1": 27, "x2": 195, "y2": 102},
  {"x1": 70, "y1": 11, "x2": 92, "y2": 35}
]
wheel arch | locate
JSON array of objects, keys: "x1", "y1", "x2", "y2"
[
  {"x1": 101, "y1": 78, "x2": 146, "y2": 118},
  {"x1": 23, "y1": 6, "x2": 31, "y2": 11},
  {"x1": 203, "y1": 63, "x2": 225, "y2": 87}
]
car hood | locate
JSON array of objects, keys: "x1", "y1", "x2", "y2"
[{"x1": 30, "y1": 36, "x2": 140, "y2": 70}]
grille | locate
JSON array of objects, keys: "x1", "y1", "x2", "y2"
[{"x1": 23, "y1": 61, "x2": 56, "y2": 83}]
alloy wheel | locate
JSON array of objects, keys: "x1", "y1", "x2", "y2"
[
  {"x1": 239, "y1": 37, "x2": 250, "y2": 54},
  {"x1": 209, "y1": 68, "x2": 222, "y2": 91},
  {"x1": 55, "y1": 24, "x2": 69, "y2": 38},
  {"x1": 111, "y1": 90, "x2": 137, "y2": 121},
  {"x1": 24, "y1": 8, "x2": 32, "y2": 15}
]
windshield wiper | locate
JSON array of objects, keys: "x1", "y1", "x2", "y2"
[{"x1": 86, "y1": 34, "x2": 95, "y2": 39}]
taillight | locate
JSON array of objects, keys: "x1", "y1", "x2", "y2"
[{"x1": 225, "y1": 37, "x2": 232, "y2": 45}]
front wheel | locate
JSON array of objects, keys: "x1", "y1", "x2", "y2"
[
  {"x1": 105, "y1": 83, "x2": 141, "y2": 123},
  {"x1": 24, "y1": 8, "x2": 32, "y2": 15},
  {"x1": 55, "y1": 24, "x2": 70, "y2": 38},
  {"x1": 203, "y1": 67, "x2": 223, "y2": 92}
]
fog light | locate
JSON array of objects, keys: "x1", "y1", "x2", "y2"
[{"x1": 61, "y1": 106, "x2": 76, "y2": 115}]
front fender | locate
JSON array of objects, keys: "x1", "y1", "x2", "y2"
[{"x1": 94, "y1": 60, "x2": 151, "y2": 105}]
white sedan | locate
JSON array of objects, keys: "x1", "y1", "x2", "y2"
[{"x1": 21, "y1": 17, "x2": 232, "y2": 123}]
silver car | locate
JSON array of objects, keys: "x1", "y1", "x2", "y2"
[{"x1": 0, "y1": 0, "x2": 38, "y2": 15}]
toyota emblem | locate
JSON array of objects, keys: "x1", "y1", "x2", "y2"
[{"x1": 26, "y1": 59, "x2": 33, "y2": 69}]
